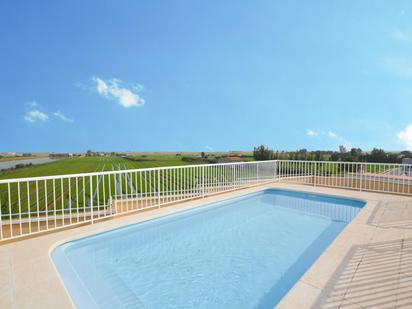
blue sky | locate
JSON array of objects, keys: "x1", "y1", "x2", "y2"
[{"x1": 1, "y1": 1, "x2": 412, "y2": 152}]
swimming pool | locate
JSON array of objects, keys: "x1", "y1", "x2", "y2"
[{"x1": 52, "y1": 189, "x2": 365, "y2": 308}]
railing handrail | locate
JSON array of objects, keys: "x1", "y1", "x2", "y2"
[{"x1": 276, "y1": 159, "x2": 412, "y2": 167}]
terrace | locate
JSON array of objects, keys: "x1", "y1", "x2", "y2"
[{"x1": 1, "y1": 160, "x2": 412, "y2": 308}]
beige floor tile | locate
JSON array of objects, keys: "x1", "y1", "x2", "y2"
[
  {"x1": 0, "y1": 246, "x2": 11, "y2": 267},
  {"x1": 301, "y1": 247, "x2": 362, "y2": 294},
  {"x1": 0, "y1": 265, "x2": 13, "y2": 289},
  {"x1": 12, "y1": 257, "x2": 57, "y2": 291},
  {"x1": 340, "y1": 240, "x2": 404, "y2": 309},
  {"x1": 336, "y1": 298, "x2": 364, "y2": 309},
  {"x1": 275, "y1": 281, "x2": 320, "y2": 309},
  {"x1": 400, "y1": 238, "x2": 412, "y2": 277},
  {"x1": 12, "y1": 268, "x2": 74, "y2": 308},
  {"x1": 395, "y1": 275, "x2": 412, "y2": 309},
  {"x1": 0, "y1": 291, "x2": 14, "y2": 309}
]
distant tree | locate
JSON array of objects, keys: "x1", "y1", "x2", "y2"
[
  {"x1": 201, "y1": 152, "x2": 206, "y2": 158},
  {"x1": 346, "y1": 148, "x2": 363, "y2": 162},
  {"x1": 330, "y1": 152, "x2": 340, "y2": 161},
  {"x1": 350, "y1": 148, "x2": 362, "y2": 158},
  {"x1": 367, "y1": 148, "x2": 387, "y2": 163},
  {"x1": 253, "y1": 145, "x2": 273, "y2": 161},
  {"x1": 401, "y1": 151, "x2": 412, "y2": 157},
  {"x1": 297, "y1": 149, "x2": 308, "y2": 160},
  {"x1": 339, "y1": 145, "x2": 347, "y2": 154},
  {"x1": 386, "y1": 152, "x2": 399, "y2": 163},
  {"x1": 314, "y1": 151, "x2": 322, "y2": 161}
]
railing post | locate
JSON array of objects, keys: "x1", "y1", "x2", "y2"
[
  {"x1": 360, "y1": 163, "x2": 363, "y2": 192},
  {"x1": 158, "y1": 170, "x2": 161, "y2": 207},
  {"x1": 90, "y1": 175, "x2": 94, "y2": 223},
  {"x1": 313, "y1": 162, "x2": 317, "y2": 187},
  {"x1": 202, "y1": 165, "x2": 205, "y2": 198},
  {"x1": 233, "y1": 165, "x2": 236, "y2": 190},
  {"x1": 257, "y1": 163, "x2": 259, "y2": 183},
  {"x1": 274, "y1": 161, "x2": 277, "y2": 181}
]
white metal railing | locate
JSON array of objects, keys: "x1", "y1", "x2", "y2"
[
  {"x1": 0, "y1": 161, "x2": 276, "y2": 242},
  {"x1": 1, "y1": 159, "x2": 412, "y2": 242},
  {"x1": 277, "y1": 160, "x2": 412, "y2": 195}
]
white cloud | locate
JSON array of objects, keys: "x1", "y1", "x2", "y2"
[
  {"x1": 95, "y1": 78, "x2": 108, "y2": 95},
  {"x1": 326, "y1": 131, "x2": 351, "y2": 148},
  {"x1": 53, "y1": 111, "x2": 74, "y2": 123},
  {"x1": 205, "y1": 145, "x2": 213, "y2": 151},
  {"x1": 327, "y1": 131, "x2": 337, "y2": 138},
  {"x1": 306, "y1": 129, "x2": 318, "y2": 137},
  {"x1": 24, "y1": 110, "x2": 49, "y2": 123},
  {"x1": 92, "y1": 77, "x2": 145, "y2": 108},
  {"x1": 394, "y1": 30, "x2": 412, "y2": 44},
  {"x1": 397, "y1": 124, "x2": 412, "y2": 150},
  {"x1": 305, "y1": 129, "x2": 352, "y2": 148}
]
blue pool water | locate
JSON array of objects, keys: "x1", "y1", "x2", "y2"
[{"x1": 52, "y1": 189, "x2": 364, "y2": 308}]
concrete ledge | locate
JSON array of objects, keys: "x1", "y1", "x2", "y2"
[{"x1": 1, "y1": 183, "x2": 411, "y2": 308}]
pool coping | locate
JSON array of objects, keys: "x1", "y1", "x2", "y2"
[{"x1": 1, "y1": 182, "x2": 411, "y2": 308}]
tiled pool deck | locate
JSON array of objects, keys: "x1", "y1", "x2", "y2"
[{"x1": 1, "y1": 183, "x2": 411, "y2": 308}]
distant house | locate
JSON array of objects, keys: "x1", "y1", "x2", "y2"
[
  {"x1": 402, "y1": 158, "x2": 412, "y2": 176},
  {"x1": 217, "y1": 156, "x2": 243, "y2": 164},
  {"x1": 49, "y1": 153, "x2": 72, "y2": 159},
  {"x1": 402, "y1": 158, "x2": 412, "y2": 165}
]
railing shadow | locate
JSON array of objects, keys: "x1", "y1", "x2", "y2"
[
  {"x1": 367, "y1": 201, "x2": 412, "y2": 230},
  {"x1": 312, "y1": 238, "x2": 412, "y2": 308}
]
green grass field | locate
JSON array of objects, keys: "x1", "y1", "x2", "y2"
[
  {"x1": 0, "y1": 155, "x2": 194, "y2": 180},
  {"x1": 0, "y1": 155, "x2": 227, "y2": 215}
]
